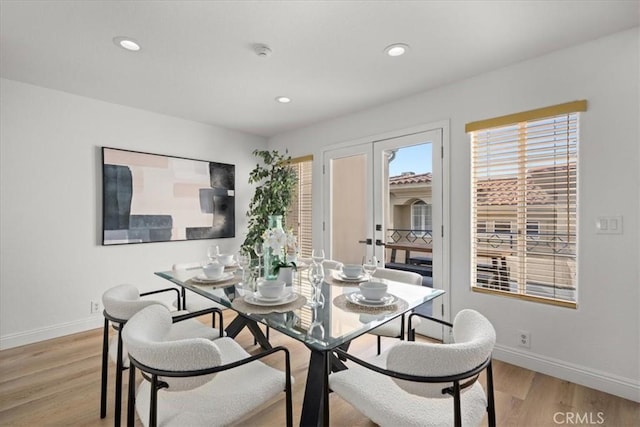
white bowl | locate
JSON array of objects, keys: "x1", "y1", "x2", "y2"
[
  {"x1": 257, "y1": 279, "x2": 286, "y2": 298},
  {"x1": 359, "y1": 281, "x2": 388, "y2": 300},
  {"x1": 216, "y1": 254, "x2": 235, "y2": 266},
  {"x1": 202, "y1": 262, "x2": 224, "y2": 279},
  {"x1": 342, "y1": 264, "x2": 363, "y2": 278}
]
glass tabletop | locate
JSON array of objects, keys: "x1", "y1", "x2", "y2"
[{"x1": 155, "y1": 267, "x2": 445, "y2": 351}]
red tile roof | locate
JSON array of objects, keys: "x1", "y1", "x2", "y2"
[
  {"x1": 475, "y1": 178, "x2": 550, "y2": 206},
  {"x1": 389, "y1": 172, "x2": 432, "y2": 185}
]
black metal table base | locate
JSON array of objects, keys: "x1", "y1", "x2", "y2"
[{"x1": 225, "y1": 315, "x2": 272, "y2": 350}]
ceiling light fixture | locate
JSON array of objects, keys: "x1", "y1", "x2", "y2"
[
  {"x1": 275, "y1": 96, "x2": 291, "y2": 104},
  {"x1": 384, "y1": 43, "x2": 409, "y2": 57},
  {"x1": 113, "y1": 36, "x2": 141, "y2": 52}
]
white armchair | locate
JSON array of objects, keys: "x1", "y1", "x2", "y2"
[
  {"x1": 122, "y1": 304, "x2": 293, "y2": 427},
  {"x1": 100, "y1": 284, "x2": 223, "y2": 426},
  {"x1": 329, "y1": 309, "x2": 496, "y2": 427}
]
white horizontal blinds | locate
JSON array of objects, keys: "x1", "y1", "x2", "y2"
[
  {"x1": 469, "y1": 101, "x2": 585, "y2": 306},
  {"x1": 285, "y1": 156, "x2": 313, "y2": 258}
]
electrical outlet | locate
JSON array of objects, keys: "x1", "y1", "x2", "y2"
[
  {"x1": 518, "y1": 330, "x2": 531, "y2": 348},
  {"x1": 90, "y1": 300, "x2": 101, "y2": 314}
]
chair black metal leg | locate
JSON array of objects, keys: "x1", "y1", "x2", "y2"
[
  {"x1": 284, "y1": 350, "x2": 293, "y2": 427},
  {"x1": 100, "y1": 318, "x2": 109, "y2": 418},
  {"x1": 150, "y1": 375, "x2": 159, "y2": 427},
  {"x1": 486, "y1": 360, "x2": 496, "y2": 427},
  {"x1": 453, "y1": 380, "x2": 462, "y2": 427},
  {"x1": 377, "y1": 336, "x2": 381, "y2": 355},
  {"x1": 127, "y1": 363, "x2": 136, "y2": 427},
  {"x1": 114, "y1": 326, "x2": 124, "y2": 427}
]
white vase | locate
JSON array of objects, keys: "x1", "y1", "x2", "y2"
[{"x1": 278, "y1": 266, "x2": 293, "y2": 286}]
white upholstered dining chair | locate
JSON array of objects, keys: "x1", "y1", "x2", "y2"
[
  {"x1": 329, "y1": 309, "x2": 497, "y2": 427},
  {"x1": 101, "y1": 284, "x2": 223, "y2": 426},
  {"x1": 122, "y1": 304, "x2": 293, "y2": 427},
  {"x1": 368, "y1": 268, "x2": 424, "y2": 354}
]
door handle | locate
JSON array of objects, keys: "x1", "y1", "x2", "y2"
[
  {"x1": 375, "y1": 239, "x2": 385, "y2": 246},
  {"x1": 358, "y1": 239, "x2": 373, "y2": 245}
]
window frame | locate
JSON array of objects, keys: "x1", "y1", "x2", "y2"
[
  {"x1": 410, "y1": 200, "x2": 432, "y2": 235},
  {"x1": 466, "y1": 100, "x2": 586, "y2": 308}
]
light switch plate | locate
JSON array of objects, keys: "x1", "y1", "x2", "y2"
[{"x1": 597, "y1": 216, "x2": 623, "y2": 234}]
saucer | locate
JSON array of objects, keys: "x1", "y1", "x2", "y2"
[
  {"x1": 244, "y1": 292, "x2": 298, "y2": 306},
  {"x1": 191, "y1": 272, "x2": 234, "y2": 283},
  {"x1": 346, "y1": 292, "x2": 397, "y2": 307}
]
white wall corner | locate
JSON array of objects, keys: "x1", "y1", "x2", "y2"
[{"x1": 493, "y1": 344, "x2": 640, "y2": 403}]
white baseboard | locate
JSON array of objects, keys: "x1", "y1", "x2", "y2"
[
  {"x1": 493, "y1": 344, "x2": 640, "y2": 403},
  {"x1": 0, "y1": 316, "x2": 104, "y2": 350}
]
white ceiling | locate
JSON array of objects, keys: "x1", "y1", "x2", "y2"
[{"x1": 1, "y1": 1, "x2": 638, "y2": 138}]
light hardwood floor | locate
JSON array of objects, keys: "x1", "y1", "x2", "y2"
[{"x1": 1, "y1": 312, "x2": 638, "y2": 426}]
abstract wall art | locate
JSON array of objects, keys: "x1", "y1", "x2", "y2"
[{"x1": 102, "y1": 147, "x2": 235, "y2": 245}]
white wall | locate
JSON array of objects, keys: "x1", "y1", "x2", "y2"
[
  {"x1": 0, "y1": 78, "x2": 266, "y2": 348},
  {"x1": 269, "y1": 28, "x2": 640, "y2": 401}
]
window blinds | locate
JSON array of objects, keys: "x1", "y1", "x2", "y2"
[
  {"x1": 468, "y1": 101, "x2": 586, "y2": 307},
  {"x1": 285, "y1": 155, "x2": 313, "y2": 258}
]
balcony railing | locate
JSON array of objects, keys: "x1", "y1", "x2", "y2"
[
  {"x1": 387, "y1": 228, "x2": 433, "y2": 246},
  {"x1": 476, "y1": 232, "x2": 576, "y2": 257}
]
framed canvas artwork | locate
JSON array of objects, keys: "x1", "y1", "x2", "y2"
[{"x1": 102, "y1": 147, "x2": 235, "y2": 245}]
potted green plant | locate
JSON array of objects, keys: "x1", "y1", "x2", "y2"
[{"x1": 242, "y1": 150, "x2": 298, "y2": 271}]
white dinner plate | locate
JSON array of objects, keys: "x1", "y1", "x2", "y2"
[
  {"x1": 191, "y1": 272, "x2": 234, "y2": 283},
  {"x1": 334, "y1": 271, "x2": 366, "y2": 282},
  {"x1": 346, "y1": 292, "x2": 398, "y2": 307},
  {"x1": 244, "y1": 292, "x2": 298, "y2": 306},
  {"x1": 254, "y1": 288, "x2": 293, "y2": 302}
]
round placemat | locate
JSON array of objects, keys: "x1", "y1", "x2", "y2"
[
  {"x1": 332, "y1": 293, "x2": 408, "y2": 314},
  {"x1": 232, "y1": 293, "x2": 307, "y2": 314}
]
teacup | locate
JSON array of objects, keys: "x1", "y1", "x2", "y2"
[
  {"x1": 257, "y1": 279, "x2": 286, "y2": 299},
  {"x1": 216, "y1": 253, "x2": 235, "y2": 266},
  {"x1": 202, "y1": 262, "x2": 224, "y2": 279},
  {"x1": 359, "y1": 281, "x2": 388, "y2": 300},
  {"x1": 342, "y1": 264, "x2": 363, "y2": 278}
]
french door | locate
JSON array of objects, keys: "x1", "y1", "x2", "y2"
[{"x1": 323, "y1": 128, "x2": 449, "y2": 339}]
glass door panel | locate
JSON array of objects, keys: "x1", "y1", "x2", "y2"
[{"x1": 324, "y1": 128, "x2": 447, "y2": 340}]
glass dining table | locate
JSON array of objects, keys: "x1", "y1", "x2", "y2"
[{"x1": 155, "y1": 265, "x2": 445, "y2": 426}]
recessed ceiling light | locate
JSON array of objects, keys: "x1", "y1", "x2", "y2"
[
  {"x1": 113, "y1": 36, "x2": 141, "y2": 52},
  {"x1": 275, "y1": 96, "x2": 291, "y2": 104},
  {"x1": 384, "y1": 43, "x2": 409, "y2": 57}
]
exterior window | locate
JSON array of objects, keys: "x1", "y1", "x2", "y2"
[
  {"x1": 467, "y1": 100, "x2": 586, "y2": 307},
  {"x1": 411, "y1": 200, "x2": 432, "y2": 235},
  {"x1": 526, "y1": 221, "x2": 540, "y2": 234},
  {"x1": 285, "y1": 155, "x2": 313, "y2": 258},
  {"x1": 494, "y1": 220, "x2": 512, "y2": 234}
]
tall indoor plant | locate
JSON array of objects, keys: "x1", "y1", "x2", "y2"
[{"x1": 242, "y1": 149, "x2": 298, "y2": 257}]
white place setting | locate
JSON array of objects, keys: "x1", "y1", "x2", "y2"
[{"x1": 243, "y1": 280, "x2": 299, "y2": 307}]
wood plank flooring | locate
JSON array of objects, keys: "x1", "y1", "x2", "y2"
[{"x1": 1, "y1": 312, "x2": 638, "y2": 426}]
